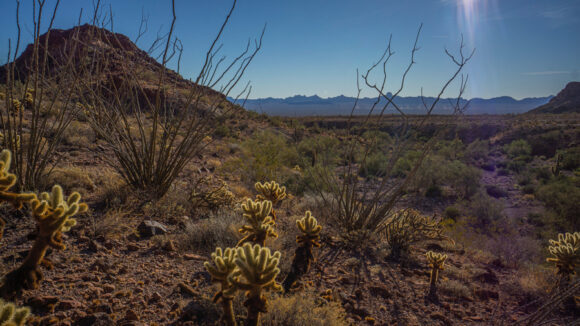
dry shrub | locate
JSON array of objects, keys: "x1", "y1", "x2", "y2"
[
  {"x1": 44, "y1": 166, "x2": 95, "y2": 195},
  {"x1": 62, "y1": 120, "x2": 95, "y2": 147},
  {"x1": 177, "y1": 209, "x2": 239, "y2": 254},
  {"x1": 484, "y1": 234, "x2": 542, "y2": 268},
  {"x1": 439, "y1": 279, "x2": 472, "y2": 300},
  {"x1": 260, "y1": 291, "x2": 348, "y2": 326},
  {"x1": 88, "y1": 207, "x2": 132, "y2": 239}
]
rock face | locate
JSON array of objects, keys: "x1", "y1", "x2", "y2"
[{"x1": 528, "y1": 82, "x2": 580, "y2": 114}]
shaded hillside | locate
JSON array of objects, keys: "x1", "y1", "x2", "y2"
[
  {"x1": 0, "y1": 24, "x2": 225, "y2": 103},
  {"x1": 528, "y1": 82, "x2": 580, "y2": 114},
  {"x1": 237, "y1": 94, "x2": 552, "y2": 116}
]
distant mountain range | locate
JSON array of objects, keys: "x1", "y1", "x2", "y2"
[
  {"x1": 232, "y1": 94, "x2": 554, "y2": 116},
  {"x1": 528, "y1": 82, "x2": 580, "y2": 114}
]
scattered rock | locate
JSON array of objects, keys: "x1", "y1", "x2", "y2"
[
  {"x1": 475, "y1": 288, "x2": 499, "y2": 301},
  {"x1": 102, "y1": 284, "x2": 115, "y2": 293},
  {"x1": 127, "y1": 243, "x2": 141, "y2": 251},
  {"x1": 183, "y1": 253, "x2": 205, "y2": 261},
  {"x1": 473, "y1": 269, "x2": 499, "y2": 285},
  {"x1": 137, "y1": 220, "x2": 168, "y2": 237},
  {"x1": 368, "y1": 285, "x2": 391, "y2": 299},
  {"x1": 58, "y1": 299, "x2": 82, "y2": 310},
  {"x1": 73, "y1": 312, "x2": 113, "y2": 326}
]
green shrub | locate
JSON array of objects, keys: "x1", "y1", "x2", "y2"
[
  {"x1": 560, "y1": 146, "x2": 580, "y2": 170},
  {"x1": 469, "y1": 192, "x2": 504, "y2": 227},
  {"x1": 536, "y1": 177, "x2": 580, "y2": 229},
  {"x1": 464, "y1": 139, "x2": 489, "y2": 162},
  {"x1": 359, "y1": 151, "x2": 388, "y2": 178},
  {"x1": 445, "y1": 160, "x2": 481, "y2": 199},
  {"x1": 522, "y1": 184, "x2": 535, "y2": 195},
  {"x1": 444, "y1": 206, "x2": 461, "y2": 221},
  {"x1": 504, "y1": 139, "x2": 532, "y2": 158}
]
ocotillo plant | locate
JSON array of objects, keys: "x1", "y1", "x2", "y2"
[
  {"x1": 0, "y1": 299, "x2": 30, "y2": 326},
  {"x1": 237, "y1": 199, "x2": 277, "y2": 247},
  {"x1": 546, "y1": 232, "x2": 580, "y2": 279},
  {"x1": 226, "y1": 243, "x2": 282, "y2": 326},
  {"x1": 0, "y1": 150, "x2": 36, "y2": 240},
  {"x1": 0, "y1": 185, "x2": 88, "y2": 297},
  {"x1": 254, "y1": 181, "x2": 286, "y2": 221},
  {"x1": 426, "y1": 251, "x2": 447, "y2": 298},
  {"x1": 283, "y1": 211, "x2": 322, "y2": 292},
  {"x1": 204, "y1": 247, "x2": 238, "y2": 326}
]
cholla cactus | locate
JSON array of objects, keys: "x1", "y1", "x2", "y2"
[
  {"x1": 0, "y1": 299, "x2": 30, "y2": 326},
  {"x1": 283, "y1": 211, "x2": 322, "y2": 292},
  {"x1": 255, "y1": 181, "x2": 286, "y2": 221},
  {"x1": 204, "y1": 247, "x2": 238, "y2": 326},
  {"x1": 383, "y1": 209, "x2": 451, "y2": 261},
  {"x1": 237, "y1": 199, "x2": 277, "y2": 247},
  {"x1": 226, "y1": 243, "x2": 282, "y2": 326},
  {"x1": 426, "y1": 251, "x2": 447, "y2": 297},
  {"x1": 0, "y1": 150, "x2": 36, "y2": 240},
  {"x1": 0, "y1": 185, "x2": 88, "y2": 296},
  {"x1": 546, "y1": 232, "x2": 580, "y2": 278}
]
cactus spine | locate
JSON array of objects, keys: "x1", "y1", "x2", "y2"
[
  {"x1": 426, "y1": 251, "x2": 447, "y2": 298},
  {"x1": 204, "y1": 248, "x2": 238, "y2": 326},
  {"x1": 237, "y1": 199, "x2": 277, "y2": 247},
  {"x1": 254, "y1": 181, "x2": 286, "y2": 221},
  {"x1": 0, "y1": 299, "x2": 30, "y2": 326},
  {"x1": 283, "y1": 211, "x2": 322, "y2": 292},
  {"x1": 227, "y1": 243, "x2": 282, "y2": 326},
  {"x1": 546, "y1": 232, "x2": 580, "y2": 279},
  {"x1": 0, "y1": 150, "x2": 36, "y2": 240},
  {"x1": 0, "y1": 185, "x2": 88, "y2": 297}
]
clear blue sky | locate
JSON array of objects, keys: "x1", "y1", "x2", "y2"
[{"x1": 0, "y1": 0, "x2": 579, "y2": 99}]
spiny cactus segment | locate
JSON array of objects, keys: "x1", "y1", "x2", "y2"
[
  {"x1": 426, "y1": 251, "x2": 447, "y2": 298},
  {"x1": 204, "y1": 247, "x2": 238, "y2": 326},
  {"x1": 0, "y1": 150, "x2": 36, "y2": 240},
  {"x1": 283, "y1": 211, "x2": 323, "y2": 292},
  {"x1": 546, "y1": 232, "x2": 580, "y2": 278},
  {"x1": 255, "y1": 181, "x2": 286, "y2": 205},
  {"x1": 255, "y1": 181, "x2": 286, "y2": 221},
  {"x1": 0, "y1": 299, "x2": 30, "y2": 326},
  {"x1": 237, "y1": 199, "x2": 277, "y2": 247},
  {"x1": 226, "y1": 243, "x2": 282, "y2": 326},
  {"x1": 0, "y1": 185, "x2": 88, "y2": 296}
]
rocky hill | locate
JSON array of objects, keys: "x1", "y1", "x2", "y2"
[
  {"x1": 528, "y1": 82, "x2": 580, "y2": 114},
  {"x1": 0, "y1": 24, "x2": 225, "y2": 103}
]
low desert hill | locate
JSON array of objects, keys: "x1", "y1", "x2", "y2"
[{"x1": 528, "y1": 81, "x2": 580, "y2": 114}]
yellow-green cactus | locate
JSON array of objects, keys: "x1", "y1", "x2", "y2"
[
  {"x1": 204, "y1": 247, "x2": 238, "y2": 326},
  {"x1": 426, "y1": 251, "x2": 447, "y2": 297},
  {"x1": 0, "y1": 299, "x2": 30, "y2": 326},
  {"x1": 237, "y1": 199, "x2": 277, "y2": 247},
  {"x1": 0, "y1": 150, "x2": 36, "y2": 240},
  {"x1": 283, "y1": 211, "x2": 322, "y2": 292},
  {"x1": 546, "y1": 232, "x2": 580, "y2": 278},
  {"x1": 255, "y1": 181, "x2": 286, "y2": 221},
  {"x1": 0, "y1": 185, "x2": 88, "y2": 296},
  {"x1": 226, "y1": 243, "x2": 282, "y2": 326}
]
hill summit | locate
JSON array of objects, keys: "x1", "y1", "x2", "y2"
[{"x1": 528, "y1": 81, "x2": 580, "y2": 114}]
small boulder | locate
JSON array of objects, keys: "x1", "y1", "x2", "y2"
[{"x1": 137, "y1": 220, "x2": 168, "y2": 237}]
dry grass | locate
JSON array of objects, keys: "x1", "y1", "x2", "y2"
[
  {"x1": 260, "y1": 291, "x2": 349, "y2": 326},
  {"x1": 43, "y1": 166, "x2": 95, "y2": 196},
  {"x1": 176, "y1": 209, "x2": 239, "y2": 254}
]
